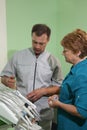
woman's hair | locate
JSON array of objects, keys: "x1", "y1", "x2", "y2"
[{"x1": 61, "y1": 29, "x2": 87, "y2": 58}]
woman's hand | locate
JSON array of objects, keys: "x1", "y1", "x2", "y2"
[{"x1": 48, "y1": 94, "x2": 59, "y2": 107}]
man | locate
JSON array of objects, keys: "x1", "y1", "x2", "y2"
[{"x1": 1, "y1": 24, "x2": 63, "y2": 130}]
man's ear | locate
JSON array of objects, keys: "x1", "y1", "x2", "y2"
[{"x1": 47, "y1": 37, "x2": 50, "y2": 42}]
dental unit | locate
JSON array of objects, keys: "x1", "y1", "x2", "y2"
[{"x1": 0, "y1": 83, "x2": 42, "y2": 130}]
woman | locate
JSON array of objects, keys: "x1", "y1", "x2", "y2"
[{"x1": 48, "y1": 29, "x2": 87, "y2": 130}]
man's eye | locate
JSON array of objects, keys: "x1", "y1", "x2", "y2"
[
  {"x1": 34, "y1": 41, "x2": 37, "y2": 44},
  {"x1": 33, "y1": 41, "x2": 37, "y2": 44},
  {"x1": 32, "y1": 40, "x2": 45, "y2": 46},
  {"x1": 39, "y1": 43, "x2": 44, "y2": 45}
]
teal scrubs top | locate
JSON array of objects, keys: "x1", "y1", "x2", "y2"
[{"x1": 58, "y1": 59, "x2": 87, "y2": 130}]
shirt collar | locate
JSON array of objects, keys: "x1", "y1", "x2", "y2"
[{"x1": 70, "y1": 58, "x2": 87, "y2": 74}]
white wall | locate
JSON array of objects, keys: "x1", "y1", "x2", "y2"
[{"x1": 0, "y1": 0, "x2": 7, "y2": 73}]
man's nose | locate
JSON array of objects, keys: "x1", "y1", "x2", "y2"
[{"x1": 35, "y1": 43, "x2": 41, "y2": 48}]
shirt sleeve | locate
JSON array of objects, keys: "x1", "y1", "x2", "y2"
[
  {"x1": 73, "y1": 74, "x2": 87, "y2": 118},
  {"x1": 48, "y1": 54, "x2": 63, "y2": 87},
  {"x1": 0, "y1": 53, "x2": 17, "y2": 77}
]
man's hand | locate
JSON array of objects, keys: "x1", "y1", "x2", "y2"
[
  {"x1": 26, "y1": 88, "x2": 46, "y2": 102},
  {"x1": 1, "y1": 76, "x2": 16, "y2": 89}
]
